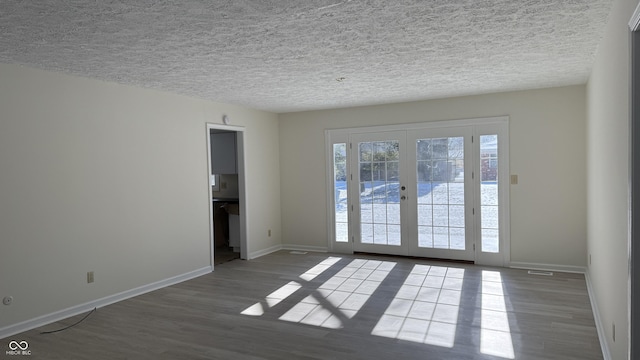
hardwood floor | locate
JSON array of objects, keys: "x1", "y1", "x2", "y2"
[
  {"x1": 214, "y1": 246, "x2": 240, "y2": 265},
  {"x1": 9, "y1": 251, "x2": 602, "y2": 359}
]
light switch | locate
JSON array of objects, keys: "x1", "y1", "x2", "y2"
[{"x1": 510, "y1": 175, "x2": 518, "y2": 185}]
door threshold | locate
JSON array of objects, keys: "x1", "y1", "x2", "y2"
[{"x1": 353, "y1": 252, "x2": 474, "y2": 265}]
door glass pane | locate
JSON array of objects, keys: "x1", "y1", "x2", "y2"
[
  {"x1": 333, "y1": 143, "x2": 348, "y2": 243},
  {"x1": 359, "y1": 141, "x2": 401, "y2": 246},
  {"x1": 480, "y1": 135, "x2": 499, "y2": 253},
  {"x1": 416, "y1": 137, "x2": 465, "y2": 250}
]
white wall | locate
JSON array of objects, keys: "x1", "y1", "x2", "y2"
[
  {"x1": 0, "y1": 63, "x2": 281, "y2": 331},
  {"x1": 279, "y1": 85, "x2": 587, "y2": 267},
  {"x1": 587, "y1": 0, "x2": 639, "y2": 358},
  {"x1": 241, "y1": 111, "x2": 283, "y2": 257}
]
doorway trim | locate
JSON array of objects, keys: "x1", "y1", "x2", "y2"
[
  {"x1": 629, "y1": 5, "x2": 640, "y2": 358},
  {"x1": 206, "y1": 123, "x2": 248, "y2": 267}
]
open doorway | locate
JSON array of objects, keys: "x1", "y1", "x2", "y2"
[{"x1": 206, "y1": 123, "x2": 247, "y2": 267}]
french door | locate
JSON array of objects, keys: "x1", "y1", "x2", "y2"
[
  {"x1": 407, "y1": 127, "x2": 475, "y2": 261},
  {"x1": 328, "y1": 118, "x2": 509, "y2": 266},
  {"x1": 349, "y1": 131, "x2": 409, "y2": 256},
  {"x1": 350, "y1": 128, "x2": 474, "y2": 261}
]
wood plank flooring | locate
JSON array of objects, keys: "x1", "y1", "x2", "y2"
[{"x1": 6, "y1": 251, "x2": 602, "y2": 359}]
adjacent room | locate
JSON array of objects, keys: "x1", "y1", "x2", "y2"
[{"x1": 0, "y1": 0, "x2": 638, "y2": 359}]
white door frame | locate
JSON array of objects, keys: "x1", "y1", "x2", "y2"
[
  {"x1": 325, "y1": 116, "x2": 510, "y2": 266},
  {"x1": 472, "y1": 122, "x2": 511, "y2": 267},
  {"x1": 206, "y1": 123, "x2": 248, "y2": 266},
  {"x1": 628, "y1": 6, "x2": 640, "y2": 358}
]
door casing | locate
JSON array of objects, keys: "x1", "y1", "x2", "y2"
[{"x1": 206, "y1": 123, "x2": 248, "y2": 266}]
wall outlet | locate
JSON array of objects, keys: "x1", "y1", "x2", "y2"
[
  {"x1": 2, "y1": 296, "x2": 13, "y2": 306},
  {"x1": 613, "y1": 322, "x2": 616, "y2": 342},
  {"x1": 510, "y1": 174, "x2": 518, "y2": 185},
  {"x1": 87, "y1": 271, "x2": 94, "y2": 283},
  {"x1": 268, "y1": 229, "x2": 271, "y2": 237}
]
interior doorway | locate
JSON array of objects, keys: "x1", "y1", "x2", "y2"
[{"x1": 206, "y1": 123, "x2": 247, "y2": 267}]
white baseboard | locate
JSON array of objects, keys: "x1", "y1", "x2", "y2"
[
  {"x1": 509, "y1": 261, "x2": 587, "y2": 274},
  {"x1": 585, "y1": 271, "x2": 612, "y2": 360},
  {"x1": 282, "y1": 244, "x2": 329, "y2": 253},
  {"x1": 0, "y1": 266, "x2": 212, "y2": 340},
  {"x1": 247, "y1": 244, "x2": 329, "y2": 260},
  {"x1": 248, "y1": 244, "x2": 283, "y2": 259}
]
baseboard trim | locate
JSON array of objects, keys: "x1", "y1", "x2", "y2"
[
  {"x1": 0, "y1": 266, "x2": 212, "y2": 340},
  {"x1": 248, "y1": 245, "x2": 283, "y2": 259},
  {"x1": 247, "y1": 244, "x2": 329, "y2": 259},
  {"x1": 282, "y1": 244, "x2": 329, "y2": 253},
  {"x1": 509, "y1": 261, "x2": 587, "y2": 274},
  {"x1": 585, "y1": 271, "x2": 612, "y2": 360}
]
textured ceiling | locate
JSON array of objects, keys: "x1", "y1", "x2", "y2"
[{"x1": 0, "y1": 0, "x2": 613, "y2": 113}]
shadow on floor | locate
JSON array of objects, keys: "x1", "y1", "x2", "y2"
[{"x1": 214, "y1": 246, "x2": 240, "y2": 265}]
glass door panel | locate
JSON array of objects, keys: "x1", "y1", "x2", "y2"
[
  {"x1": 351, "y1": 131, "x2": 408, "y2": 255},
  {"x1": 416, "y1": 137, "x2": 465, "y2": 250},
  {"x1": 479, "y1": 135, "x2": 499, "y2": 253},
  {"x1": 408, "y1": 128, "x2": 474, "y2": 261},
  {"x1": 333, "y1": 143, "x2": 349, "y2": 243},
  {"x1": 475, "y1": 123, "x2": 509, "y2": 267}
]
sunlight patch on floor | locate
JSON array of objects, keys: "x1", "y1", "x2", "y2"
[
  {"x1": 240, "y1": 302, "x2": 264, "y2": 316},
  {"x1": 480, "y1": 270, "x2": 515, "y2": 359},
  {"x1": 265, "y1": 281, "x2": 302, "y2": 307},
  {"x1": 240, "y1": 281, "x2": 302, "y2": 316},
  {"x1": 299, "y1": 257, "x2": 342, "y2": 281},
  {"x1": 371, "y1": 264, "x2": 464, "y2": 347},
  {"x1": 242, "y1": 257, "x2": 516, "y2": 357},
  {"x1": 279, "y1": 258, "x2": 396, "y2": 329},
  {"x1": 241, "y1": 256, "x2": 396, "y2": 329},
  {"x1": 241, "y1": 257, "x2": 341, "y2": 317}
]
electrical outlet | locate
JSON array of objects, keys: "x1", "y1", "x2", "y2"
[
  {"x1": 2, "y1": 296, "x2": 13, "y2": 306},
  {"x1": 510, "y1": 174, "x2": 518, "y2": 185},
  {"x1": 613, "y1": 322, "x2": 616, "y2": 342},
  {"x1": 268, "y1": 229, "x2": 271, "y2": 237},
  {"x1": 87, "y1": 271, "x2": 94, "y2": 283}
]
